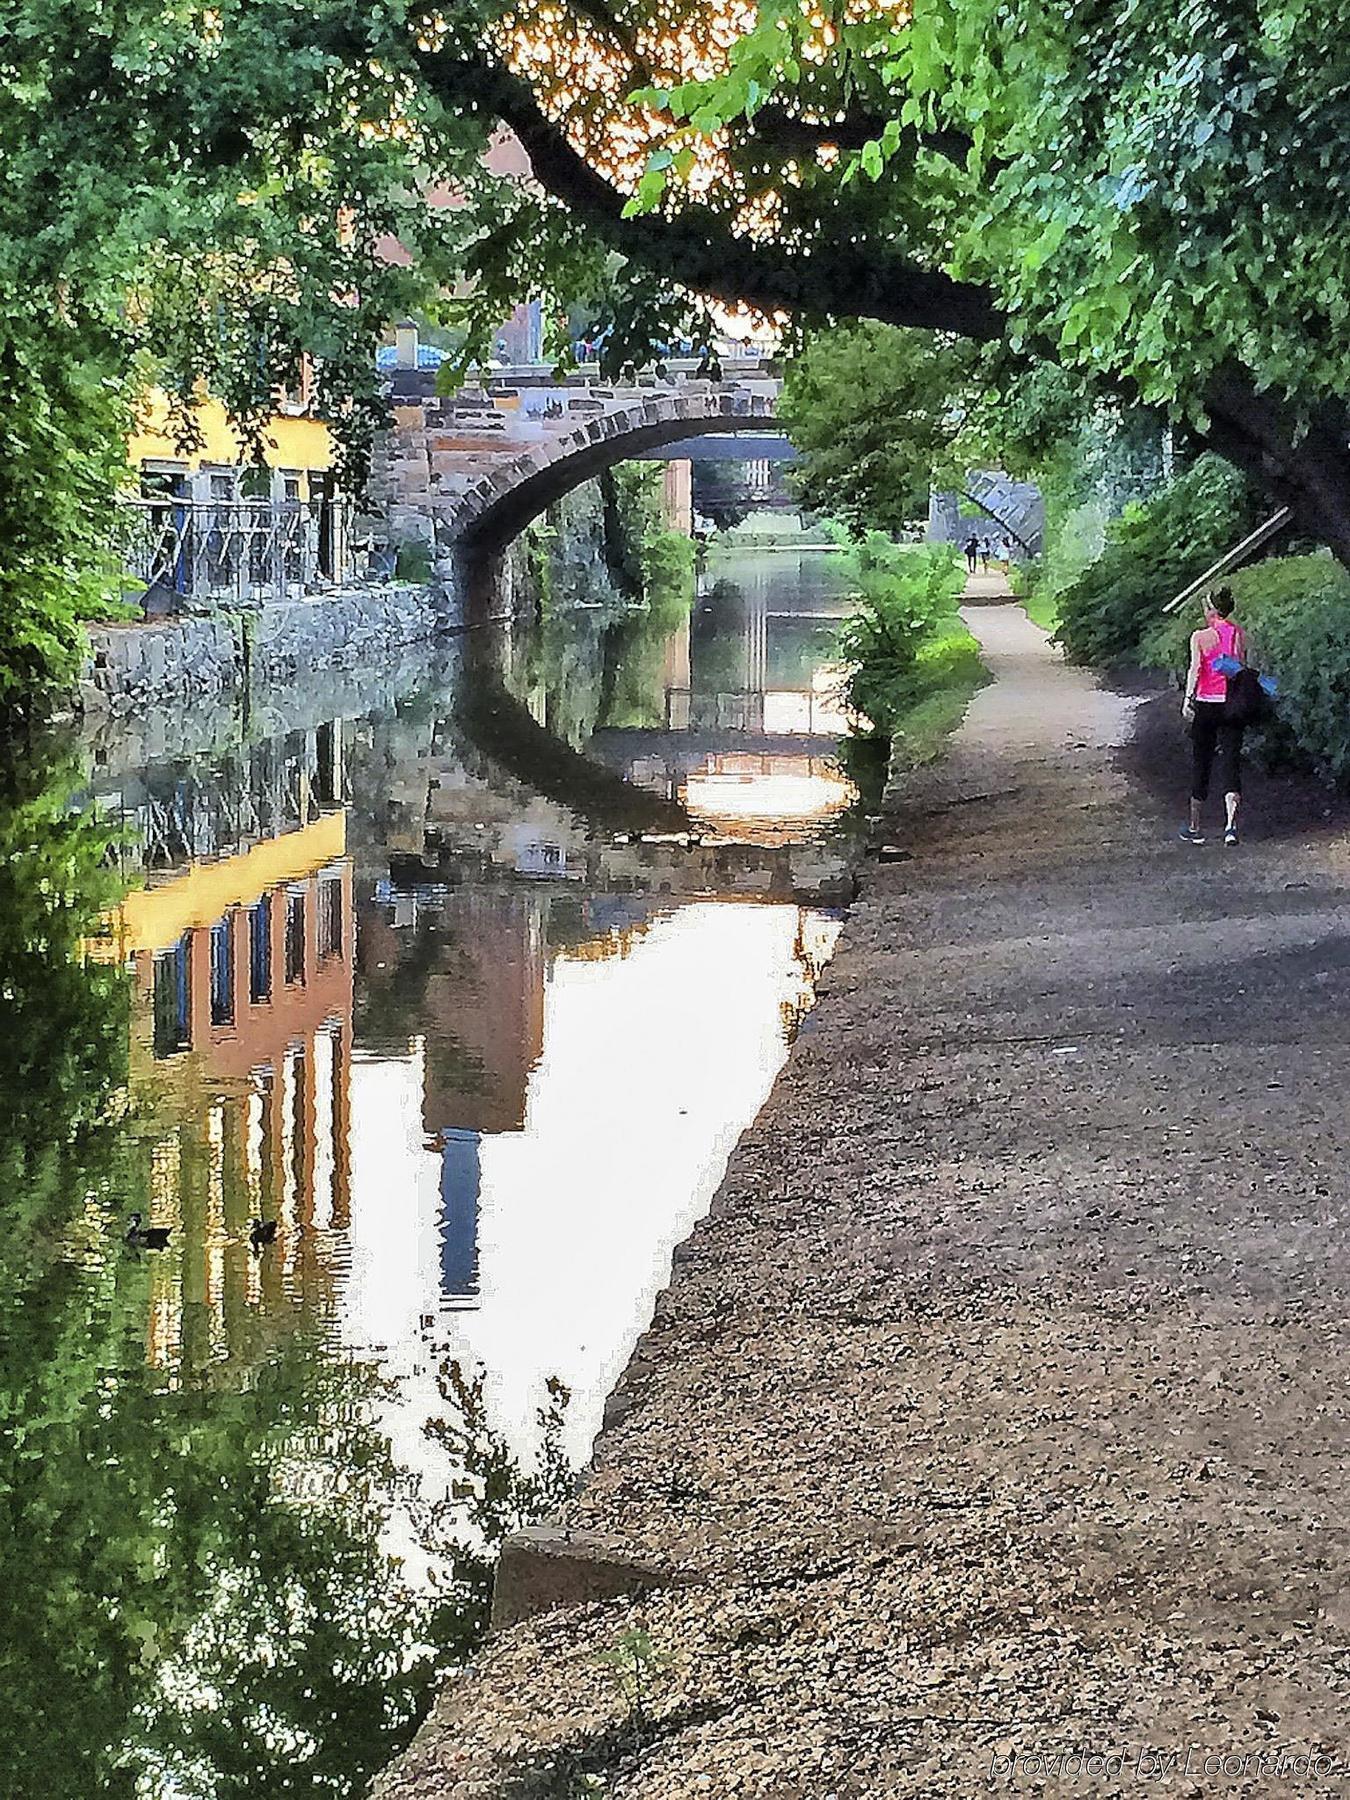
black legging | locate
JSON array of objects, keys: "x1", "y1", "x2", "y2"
[{"x1": 1191, "y1": 702, "x2": 1245, "y2": 802}]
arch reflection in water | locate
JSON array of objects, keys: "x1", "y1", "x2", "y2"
[{"x1": 587, "y1": 544, "x2": 860, "y2": 845}]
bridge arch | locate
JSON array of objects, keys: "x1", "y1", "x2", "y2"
[{"x1": 376, "y1": 378, "x2": 783, "y2": 555}]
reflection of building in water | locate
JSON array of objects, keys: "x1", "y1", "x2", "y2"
[
  {"x1": 98, "y1": 719, "x2": 346, "y2": 875},
  {"x1": 357, "y1": 888, "x2": 545, "y2": 1138},
  {"x1": 91, "y1": 790, "x2": 355, "y2": 1375},
  {"x1": 356, "y1": 886, "x2": 548, "y2": 1307},
  {"x1": 355, "y1": 880, "x2": 670, "y2": 1308}
]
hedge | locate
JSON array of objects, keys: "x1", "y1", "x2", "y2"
[{"x1": 1052, "y1": 454, "x2": 1256, "y2": 666}]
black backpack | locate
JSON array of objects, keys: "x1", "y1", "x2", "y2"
[{"x1": 1226, "y1": 664, "x2": 1272, "y2": 726}]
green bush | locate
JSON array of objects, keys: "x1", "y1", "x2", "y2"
[
  {"x1": 836, "y1": 536, "x2": 975, "y2": 735},
  {"x1": 1054, "y1": 454, "x2": 1256, "y2": 666},
  {"x1": 1142, "y1": 552, "x2": 1350, "y2": 783},
  {"x1": 1019, "y1": 499, "x2": 1104, "y2": 636},
  {"x1": 887, "y1": 614, "x2": 990, "y2": 768},
  {"x1": 394, "y1": 538, "x2": 435, "y2": 583},
  {"x1": 0, "y1": 319, "x2": 131, "y2": 720}
]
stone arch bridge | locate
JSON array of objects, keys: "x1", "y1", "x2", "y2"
[{"x1": 370, "y1": 361, "x2": 785, "y2": 556}]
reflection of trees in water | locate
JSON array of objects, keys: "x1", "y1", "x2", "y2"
[
  {"x1": 355, "y1": 906, "x2": 489, "y2": 1098},
  {"x1": 599, "y1": 552, "x2": 695, "y2": 732},
  {"x1": 0, "y1": 746, "x2": 567, "y2": 1799},
  {"x1": 458, "y1": 664, "x2": 687, "y2": 835},
  {"x1": 512, "y1": 481, "x2": 635, "y2": 749},
  {"x1": 421, "y1": 1361, "x2": 573, "y2": 1639},
  {"x1": 506, "y1": 470, "x2": 696, "y2": 741},
  {"x1": 544, "y1": 891, "x2": 658, "y2": 966},
  {"x1": 9, "y1": 1329, "x2": 436, "y2": 1799},
  {"x1": 691, "y1": 578, "x2": 750, "y2": 697},
  {"x1": 835, "y1": 733, "x2": 890, "y2": 813},
  {"x1": 766, "y1": 617, "x2": 840, "y2": 690},
  {"x1": 6, "y1": 1299, "x2": 558, "y2": 1798}
]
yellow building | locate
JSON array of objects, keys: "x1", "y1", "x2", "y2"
[
  {"x1": 122, "y1": 378, "x2": 348, "y2": 600},
  {"x1": 127, "y1": 385, "x2": 336, "y2": 504}
]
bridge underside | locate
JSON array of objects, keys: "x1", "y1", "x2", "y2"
[
  {"x1": 374, "y1": 376, "x2": 783, "y2": 556},
  {"x1": 630, "y1": 432, "x2": 797, "y2": 464},
  {"x1": 458, "y1": 414, "x2": 782, "y2": 552}
]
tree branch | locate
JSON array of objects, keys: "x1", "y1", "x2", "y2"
[
  {"x1": 409, "y1": 50, "x2": 1350, "y2": 577},
  {"x1": 565, "y1": 0, "x2": 653, "y2": 83},
  {"x1": 414, "y1": 48, "x2": 1008, "y2": 342}
]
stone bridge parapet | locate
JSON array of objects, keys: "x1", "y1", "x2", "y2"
[{"x1": 370, "y1": 367, "x2": 781, "y2": 554}]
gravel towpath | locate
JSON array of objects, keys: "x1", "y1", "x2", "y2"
[{"x1": 378, "y1": 605, "x2": 1350, "y2": 1798}]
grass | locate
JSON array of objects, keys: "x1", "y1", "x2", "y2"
[
  {"x1": 1005, "y1": 558, "x2": 1061, "y2": 635},
  {"x1": 1017, "y1": 586, "x2": 1060, "y2": 635},
  {"x1": 885, "y1": 614, "x2": 990, "y2": 771}
]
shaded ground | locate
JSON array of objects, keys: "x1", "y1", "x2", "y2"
[
  {"x1": 1123, "y1": 688, "x2": 1350, "y2": 843},
  {"x1": 378, "y1": 604, "x2": 1350, "y2": 1799}
]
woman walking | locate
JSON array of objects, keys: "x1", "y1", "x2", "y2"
[{"x1": 1180, "y1": 586, "x2": 1246, "y2": 847}]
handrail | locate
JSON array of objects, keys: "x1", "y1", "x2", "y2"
[{"x1": 1161, "y1": 507, "x2": 1293, "y2": 615}]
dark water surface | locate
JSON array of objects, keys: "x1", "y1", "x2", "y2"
[{"x1": 0, "y1": 545, "x2": 857, "y2": 1797}]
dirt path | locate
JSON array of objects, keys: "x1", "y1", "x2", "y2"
[
  {"x1": 955, "y1": 601, "x2": 1136, "y2": 753},
  {"x1": 379, "y1": 606, "x2": 1350, "y2": 1798}
]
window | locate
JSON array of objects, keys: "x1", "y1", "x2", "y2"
[
  {"x1": 139, "y1": 466, "x2": 188, "y2": 500},
  {"x1": 249, "y1": 897, "x2": 271, "y2": 1002},
  {"x1": 285, "y1": 890, "x2": 306, "y2": 984},
  {"x1": 209, "y1": 915, "x2": 235, "y2": 1026},
  {"x1": 152, "y1": 938, "x2": 191, "y2": 1058},
  {"x1": 317, "y1": 877, "x2": 343, "y2": 961}
]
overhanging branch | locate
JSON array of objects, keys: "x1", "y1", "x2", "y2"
[{"x1": 414, "y1": 48, "x2": 1008, "y2": 342}]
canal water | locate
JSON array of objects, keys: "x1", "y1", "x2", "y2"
[{"x1": 0, "y1": 541, "x2": 859, "y2": 1797}]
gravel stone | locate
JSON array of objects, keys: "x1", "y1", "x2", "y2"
[{"x1": 377, "y1": 606, "x2": 1350, "y2": 1798}]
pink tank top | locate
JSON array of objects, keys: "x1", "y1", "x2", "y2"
[{"x1": 1196, "y1": 618, "x2": 1241, "y2": 703}]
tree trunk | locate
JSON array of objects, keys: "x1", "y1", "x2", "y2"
[{"x1": 1204, "y1": 372, "x2": 1350, "y2": 570}]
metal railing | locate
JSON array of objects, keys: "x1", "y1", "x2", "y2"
[
  {"x1": 90, "y1": 722, "x2": 347, "y2": 877},
  {"x1": 115, "y1": 497, "x2": 322, "y2": 607},
  {"x1": 1161, "y1": 507, "x2": 1294, "y2": 615}
]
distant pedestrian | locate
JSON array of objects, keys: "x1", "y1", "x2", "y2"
[
  {"x1": 1180, "y1": 586, "x2": 1247, "y2": 848},
  {"x1": 964, "y1": 534, "x2": 979, "y2": 573},
  {"x1": 980, "y1": 541, "x2": 991, "y2": 571}
]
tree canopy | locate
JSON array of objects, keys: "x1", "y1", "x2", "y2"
[
  {"x1": 4, "y1": 0, "x2": 1350, "y2": 708},
  {"x1": 777, "y1": 321, "x2": 1090, "y2": 542},
  {"x1": 426, "y1": 0, "x2": 1350, "y2": 560}
]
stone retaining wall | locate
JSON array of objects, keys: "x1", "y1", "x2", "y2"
[{"x1": 82, "y1": 581, "x2": 457, "y2": 716}]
